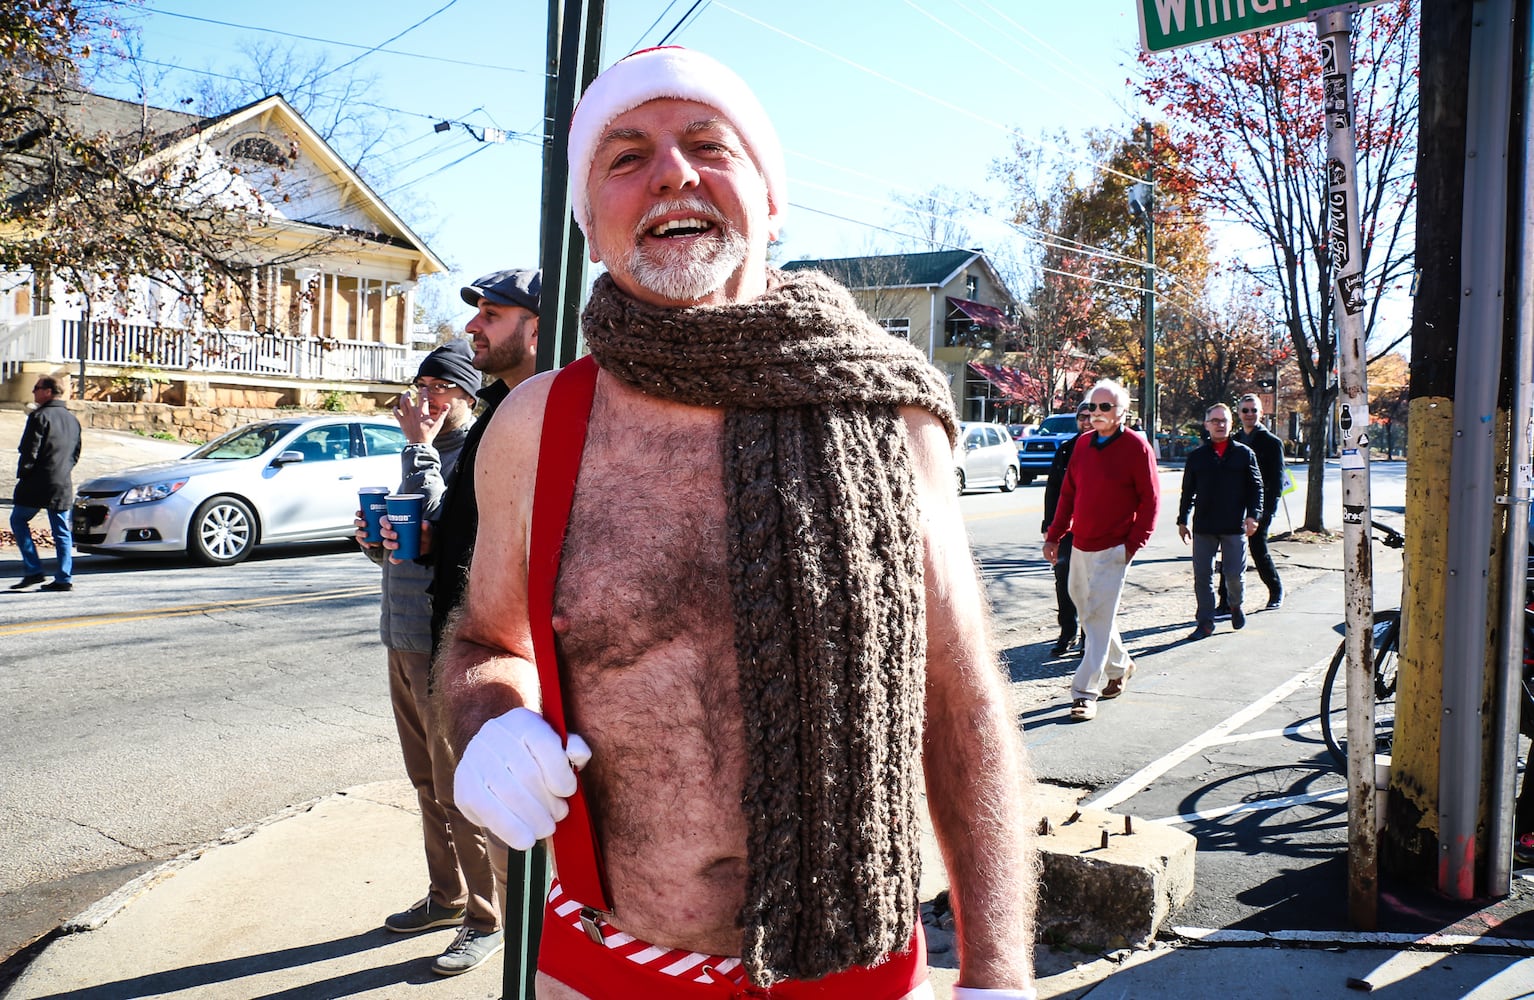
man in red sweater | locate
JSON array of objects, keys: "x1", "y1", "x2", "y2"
[{"x1": 1043, "y1": 379, "x2": 1161, "y2": 721}]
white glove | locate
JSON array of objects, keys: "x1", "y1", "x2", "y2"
[
  {"x1": 952, "y1": 988, "x2": 1037, "y2": 1000},
  {"x1": 454, "y1": 707, "x2": 592, "y2": 851}
]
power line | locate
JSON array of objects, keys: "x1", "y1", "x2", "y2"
[
  {"x1": 710, "y1": 1, "x2": 1147, "y2": 189},
  {"x1": 658, "y1": 0, "x2": 712, "y2": 46},
  {"x1": 311, "y1": 0, "x2": 461, "y2": 85},
  {"x1": 113, "y1": 3, "x2": 535, "y2": 75},
  {"x1": 629, "y1": 0, "x2": 687, "y2": 53}
]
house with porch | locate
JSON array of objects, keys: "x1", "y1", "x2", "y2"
[
  {"x1": 781, "y1": 248, "x2": 1065, "y2": 423},
  {"x1": 0, "y1": 91, "x2": 445, "y2": 407}
]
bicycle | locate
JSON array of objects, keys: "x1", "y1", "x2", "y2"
[{"x1": 1319, "y1": 520, "x2": 1404, "y2": 771}]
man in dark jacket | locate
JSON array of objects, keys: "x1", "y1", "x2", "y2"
[
  {"x1": 1178, "y1": 403, "x2": 1263, "y2": 639},
  {"x1": 1234, "y1": 392, "x2": 1286, "y2": 608},
  {"x1": 428, "y1": 268, "x2": 540, "y2": 654},
  {"x1": 11, "y1": 376, "x2": 81, "y2": 592},
  {"x1": 1041, "y1": 403, "x2": 1092, "y2": 656}
]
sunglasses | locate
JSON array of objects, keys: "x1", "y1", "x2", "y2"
[
  {"x1": 1082, "y1": 401, "x2": 1117, "y2": 412},
  {"x1": 1239, "y1": 408, "x2": 1258, "y2": 414}
]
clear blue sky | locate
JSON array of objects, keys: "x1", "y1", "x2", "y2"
[{"x1": 91, "y1": 1, "x2": 1156, "y2": 323}]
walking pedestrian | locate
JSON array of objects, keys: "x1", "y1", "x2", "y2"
[
  {"x1": 10, "y1": 376, "x2": 81, "y2": 592},
  {"x1": 1043, "y1": 379, "x2": 1160, "y2": 722},
  {"x1": 1233, "y1": 392, "x2": 1286, "y2": 609},
  {"x1": 1042, "y1": 403, "x2": 1092, "y2": 657},
  {"x1": 1178, "y1": 403, "x2": 1263, "y2": 639}
]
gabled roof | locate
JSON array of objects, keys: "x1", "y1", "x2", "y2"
[
  {"x1": 34, "y1": 90, "x2": 445, "y2": 275},
  {"x1": 783, "y1": 249, "x2": 981, "y2": 290}
]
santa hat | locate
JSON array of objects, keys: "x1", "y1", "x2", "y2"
[{"x1": 566, "y1": 46, "x2": 786, "y2": 239}]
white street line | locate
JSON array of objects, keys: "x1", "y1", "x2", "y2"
[
  {"x1": 1088, "y1": 655, "x2": 1332, "y2": 813},
  {"x1": 1152, "y1": 786, "x2": 1346, "y2": 825}
]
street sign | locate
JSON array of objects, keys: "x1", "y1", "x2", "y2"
[{"x1": 1137, "y1": 0, "x2": 1387, "y2": 53}]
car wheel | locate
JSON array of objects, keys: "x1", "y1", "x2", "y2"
[
  {"x1": 190, "y1": 495, "x2": 257, "y2": 566},
  {"x1": 1000, "y1": 466, "x2": 1019, "y2": 492},
  {"x1": 955, "y1": 469, "x2": 966, "y2": 494}
]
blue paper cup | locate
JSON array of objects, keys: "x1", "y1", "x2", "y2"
[
  {"x1": 386, "y1": 493, "x2": 425, "y2": 561},
  {"x1": 358, "y1": 487, "x2": 391, "y2": 543}
]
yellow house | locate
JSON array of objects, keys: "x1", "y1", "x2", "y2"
[{"x1": 0, "y1": 91, "x2": 446, "y2": 406}]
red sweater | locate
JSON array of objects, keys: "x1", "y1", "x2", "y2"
[{"x1": 1045, "y1": 429, "x2": 1161, "y2": 555}]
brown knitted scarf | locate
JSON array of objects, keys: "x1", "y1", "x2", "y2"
[{"x1": 581, "y1": 268, "x2": 958, "y2": 985}]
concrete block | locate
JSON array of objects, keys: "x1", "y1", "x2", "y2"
[{"x1": 1035, "y1": 793, "x2": 1196, "y2": 952}]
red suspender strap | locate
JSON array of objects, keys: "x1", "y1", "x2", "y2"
[{"x1": 527, "y1": 354, "x2": 613, "y2": 913}]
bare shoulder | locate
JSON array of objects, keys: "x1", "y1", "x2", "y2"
[
  {"x1": 476, "y1": 369, "x2": 558, "y2": 478},
  {"x1": 899, "y1": 406, "x2": 960, "y2": 516}
]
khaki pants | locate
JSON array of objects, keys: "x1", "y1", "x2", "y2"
[
  {"x1": 1067, "y1": 544, "x2": 1134, "y2": 702},
  {"x1": 389, "y1": 648, "x2": 506, "y2": 933}
]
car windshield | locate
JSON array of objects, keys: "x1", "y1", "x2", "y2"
[
  {"x1": 186, "y1": 422, "x2": 301, "y2": 460},
  {"x1": 1040, "y1": 415, "x2": 1081, "y2": 435}
]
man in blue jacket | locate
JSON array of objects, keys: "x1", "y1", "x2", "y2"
[{"x1": 1177, "y1": 403, "x2": 1262, "y2": 639}]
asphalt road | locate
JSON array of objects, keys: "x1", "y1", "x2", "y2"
[{"x1": 0, "y1": 449, "x2": 1411, "y2": 965}]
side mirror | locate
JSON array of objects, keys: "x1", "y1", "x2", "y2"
[{"x1": 273, "y1": 450, "x2": 305, "y2": 466}]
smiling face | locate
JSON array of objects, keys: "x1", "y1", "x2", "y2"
[{"x1": 584, "y1": 98, "x2": 777, "y2": 307}]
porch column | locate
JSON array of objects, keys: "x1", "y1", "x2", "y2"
[{"x1": 296, "y1": 269, "x2": 318, "y2": 381}]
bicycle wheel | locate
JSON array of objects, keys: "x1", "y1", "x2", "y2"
[{"x1": 1320, "y1": 610, "x2": 1401, "y2": 771}]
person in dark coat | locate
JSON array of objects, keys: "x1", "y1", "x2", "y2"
[
  {"x1": 1041, "y1": 403, "x2": 1092, "y2": 656},
  {"x1": 11, "y1": 376, "x2": 81, "y2": 592},
  {"x1": 1178, "y1": 403, "x2": 1263, "y2": 639},
  {"x1": 1234, "y1": 392, "x2": 1286, "y2": 608}
]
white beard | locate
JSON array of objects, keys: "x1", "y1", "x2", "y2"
[{"x1": 598, "y1": 196, "x2": 751, "y2": 303}]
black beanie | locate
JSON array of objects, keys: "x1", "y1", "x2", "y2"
[{"x1": 415, "y1": 339, "x2": 481, "y2": 391}]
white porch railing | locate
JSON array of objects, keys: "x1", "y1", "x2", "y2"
[{"x1": 1, "y1": 316, "x2": 412, "y2": 385}]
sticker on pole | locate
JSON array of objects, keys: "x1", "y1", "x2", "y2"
[
  {"x1": 1343, "y1": 504, "x2": 1366, "y2": 525},
  {"x1": 1341, "y1": 448, "x2": 1366, "y2": 470}
]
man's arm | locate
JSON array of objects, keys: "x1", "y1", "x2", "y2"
[
  {"x1": 1040, "y1": 439, "x2": 1071, "y2": 534},
  {"x1": 904, "y1": 408, "x2": 1035, "y2": 992},
  {"x1": 1258, "y1": 433, "x2": 1283, "y2": 518},
  {"x1": 1176, "y1": 459, "x2": 1195, "y2": 544},
  {"x1": 16, "y1": 414, "x2": 41, "y2": 478},
  {"x1": 1244, "y1": 448, "x2": 1264, "y2": 523},
  {"x1": 434, "y1": 377, "x2": 552, "y2": 754}
]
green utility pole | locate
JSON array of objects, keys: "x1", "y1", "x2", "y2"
[{"x1": 1130, "y1": 121, "x2": 1156, "y2": 437}]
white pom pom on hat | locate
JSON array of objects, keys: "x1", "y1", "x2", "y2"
[{"x1": 566, "y1": 46, "x2": 786, "y2": 239}]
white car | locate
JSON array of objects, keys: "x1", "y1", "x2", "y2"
[
  {"x1": 72, "y1": 415, "x2": 408, "y2": 565},
  {"x1": 955, "y1": 421, "x2": 1021, "y2": 493}
]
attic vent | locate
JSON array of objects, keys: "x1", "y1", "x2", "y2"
[{"x1": 230, "y1": 136, "x2": 288, "y2": 166}]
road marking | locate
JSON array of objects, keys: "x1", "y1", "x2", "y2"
[
  {"x1": 1152, "y1": 786, "x2": 1346, "y2": 825},
  {"x1": 0, "y1": 586, "x2": 380, "y2": 636},
  {"x1": 1088, "y1": 653, "x2": 1333, "y2": 813}
]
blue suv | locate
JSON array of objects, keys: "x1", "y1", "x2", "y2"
[{"x1": 1016, "y1": 412, "x2": 1083, "y2": 484}]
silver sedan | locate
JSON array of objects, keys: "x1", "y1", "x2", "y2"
[{"x1": 72, "y1": 415, "x2": 407, "y2": 565}]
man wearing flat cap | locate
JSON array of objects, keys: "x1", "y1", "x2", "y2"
[
  {"x1": 428, "y1": 268, "x2": 541, "y2": 652},
  {"x1": 438, "y1": 48, "x2": 1036, "y2": 999}
]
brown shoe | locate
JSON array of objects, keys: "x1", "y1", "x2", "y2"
[{"x1": 1100, "y1": 663, "x2": 1136, "y2": 700}]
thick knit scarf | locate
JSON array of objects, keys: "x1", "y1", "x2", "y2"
[{"x1": 581, "y1": 268, "x2": 958, "y2": 985}]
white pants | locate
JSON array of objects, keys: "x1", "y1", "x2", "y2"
[{"x1": 1067, "y1": 544, "x2": 1134, "y2": 701}]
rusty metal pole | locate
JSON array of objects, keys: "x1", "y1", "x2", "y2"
[{"x1": 1312, "y1": 8, "x2": 1376, "y2": 930}]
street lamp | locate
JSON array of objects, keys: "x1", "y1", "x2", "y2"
[{"x1": 1128, "y1": 177, "x2": 1155, "y2": 439}]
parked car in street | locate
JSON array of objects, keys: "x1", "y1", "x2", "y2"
[
  {"x1": 1016, "y1": 412, "x2": 1085, "y2": 484},
  {"x1": 72, "y1": 415, "x2": 408, "y2": 565},
  {"x1": 955, "y1": 421, "x2": 1021, "y2": 493}
]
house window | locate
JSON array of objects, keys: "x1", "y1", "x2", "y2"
[
  {"x1": 879, "y1": 318, "x2": 910, "y2": 340},
  {"x1": 965, "y1": 274, "x2": 978, "y2": 297},
  {"x1": 230, "y1": 136, "x2": 288, "y2": 166}
]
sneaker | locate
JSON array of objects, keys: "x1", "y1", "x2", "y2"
[
  {"x1": 1101, "y1": 663, "x2": 1136, "y2": 700},
  {"x1": 1187, "y1": 623, "x2": 1215, "y2": 641},
  {"x1": 385, "y1": 897, "x2": 465, "y2": 934},
  {"x1": 1516, "y1": 834, "x2": 1534, "y2": 866},
  {"x1": 1231, "y1": 607, "x2": 1246, "y2": 630},
  {"x1": 1069, "y1": 698, "x2": 1097, "y2": 721},
  {"x1": 9, "y1": 574, "x2": 45, "y2": 591},
  {"x1": 432, "y1": 927, "x2": 505, "y2": 976},
  {"x1": 40, "y1": 580, "x2": 73, "y2": 592}
]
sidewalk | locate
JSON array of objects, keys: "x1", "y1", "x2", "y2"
[{"x1": 6, "y1": 775, "x2": 1534, "y2": 1000}]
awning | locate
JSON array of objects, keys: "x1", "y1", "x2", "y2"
[
  {"x1": 948, "y1": 296, "x2": 1013, "y2": 330},
  {"x1": 967, "y1": 361, "x2": 1042, "y2": 404}
]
